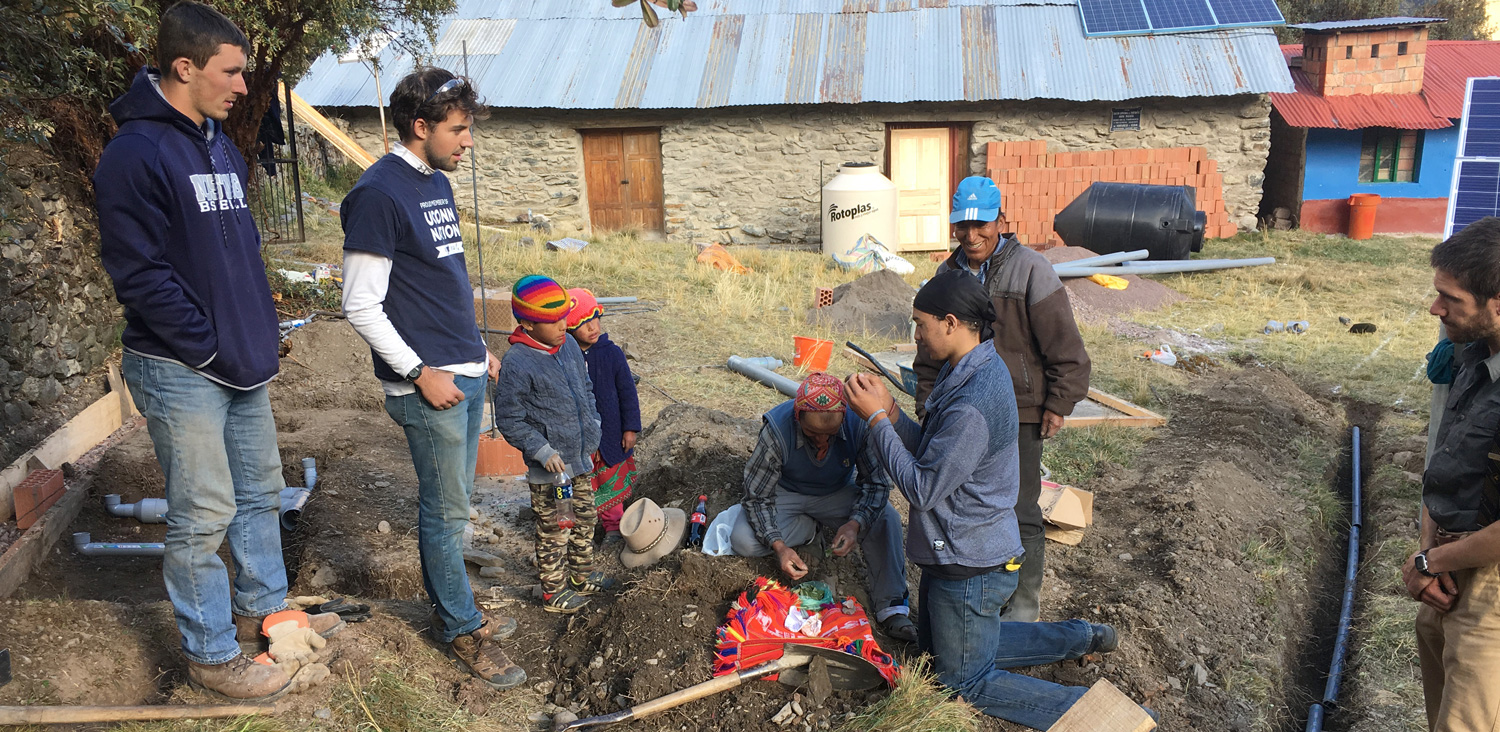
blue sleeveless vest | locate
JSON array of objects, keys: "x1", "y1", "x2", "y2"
[{"x1": 763, "y1": 401, "x2": 863, "y2": 496}]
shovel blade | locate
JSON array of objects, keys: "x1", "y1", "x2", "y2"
[{"x1": 775, "y1": 644, "x2": 885, "y2": 691}]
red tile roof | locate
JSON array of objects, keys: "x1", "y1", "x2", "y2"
[{"x1": 1270, "y1": 41, "x2": 1500, "y2": 129}]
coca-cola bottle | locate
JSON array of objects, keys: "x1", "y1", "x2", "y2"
[{"x1": 687, "y1": 495, "x2": 708, "y2": 547}]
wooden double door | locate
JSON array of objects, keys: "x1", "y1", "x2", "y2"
[{"x1": 582, "y1": 128, "x2": 664, "y2": 233}]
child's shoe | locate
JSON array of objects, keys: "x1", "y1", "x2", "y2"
[
  {"x1": 568, "y1": 571, "x2": 616, "y2": 596},
  {"x1": 543, "y1": 588, "x2": 590, "y2": 614}
]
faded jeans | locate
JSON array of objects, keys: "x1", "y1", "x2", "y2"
[
  {"x1": 123, "y1": 353, "x2": 289, "y2": 665},
  {"x1": 385, "y1": 373, "x2": 486, "y2": 643},
  {"x1": 918, "y1": 567, "x2": 1099, "y2": 730}
]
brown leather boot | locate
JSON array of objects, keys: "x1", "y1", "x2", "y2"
[
  {"x1": 187, "y1": 654, "x2": 292, "y2": 701},
  {"x1": 451, "y1": 628, "x2": 527, "y2": 690}
]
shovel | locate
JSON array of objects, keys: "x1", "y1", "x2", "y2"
[{"x1": 556, "y1": 643, "x2": 885, "y2": 731}]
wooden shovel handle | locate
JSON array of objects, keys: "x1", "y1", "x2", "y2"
[
  {"x1": 629, "y1": 658, "x2": 790, "y2": 719},
  {"x1": 0, "y1": 703, "x2": 277, "y2": 725}
]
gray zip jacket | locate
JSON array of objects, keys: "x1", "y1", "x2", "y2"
[
  {"x1": 493, "y1": 334, "x2": 603, "y2": 483},
  {"x1": 867, "y1": 343, "x2": 1023, "y2": 568}
]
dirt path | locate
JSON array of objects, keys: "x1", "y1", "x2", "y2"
[{"x1": 1, "y1": 316, "x2": 1386, "y2": 732}]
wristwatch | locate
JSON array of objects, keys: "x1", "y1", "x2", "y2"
[
  {"x1": 1414, "y1": 549, "x2": 1440, "y2": 577},
  {"x1": 404, "y1": 364, "x2": 425, "y2": 382}
]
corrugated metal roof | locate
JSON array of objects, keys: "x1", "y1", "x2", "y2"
[
  {"x1": 1288, "y1": 17, "x2": 1444, "y2": 31},
  {"x1": 294, "y1": 0, "x2": 1293, "y2": 108},
  {"x1": 1269, "y1": 40, "x2": 1500, "y2": 128}
]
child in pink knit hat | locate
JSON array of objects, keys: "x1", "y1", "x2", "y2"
[{"x1": 566, "y1": 288, "x2": 641, "y2": 539}]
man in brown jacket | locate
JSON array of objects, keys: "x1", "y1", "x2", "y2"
[{"x1": 913, "y1": 176, "x2": 1091, "y2": 622}]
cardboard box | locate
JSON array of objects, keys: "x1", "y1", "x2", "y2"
[{"x1": 1039, "y1": 479, "x2": 1093, "y2": 531}]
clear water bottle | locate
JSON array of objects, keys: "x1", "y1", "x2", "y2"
[{"x1": 554, "y1": 472, "x2": 576, "y2": 530}]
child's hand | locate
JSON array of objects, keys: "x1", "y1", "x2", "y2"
[
  {"x1": 544, "y1": 454, "x2": 567, "y2": 474},
  {"x1": 622, "y1": 431, "x2": 638, "y2": 451},
  {"x1": 486, "y1": 350, "x2": 500, "y2": 381}
]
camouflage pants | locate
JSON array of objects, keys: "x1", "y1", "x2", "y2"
[{"x1": 530, "y1": 473, "x2": 598, "y2": 595}]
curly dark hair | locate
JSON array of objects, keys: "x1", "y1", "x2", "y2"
[{"x1": 388, "y1": 66, "x2": 487, "y2": 142}]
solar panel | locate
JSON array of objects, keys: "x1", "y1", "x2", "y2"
[
  {"x1": 1079, "y1": 0, "x2": 1283, "y2": 36},
  {"x1": 1446, "y1": 78, "x2": 1500, "y2": 237},
  {"x1": 1205, "y1": 0, "x2": 1284, "y2": 25}
]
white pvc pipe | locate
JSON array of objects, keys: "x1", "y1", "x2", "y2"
[
  {"x1": 728, "y1": 356, "x2": 799, "y2": 397},
  {"x1": 597, "y1": 297, "x2": 637, "y2": 305},
  {"x1": 1050, "y1": 249, "x2": 1150, "y2": 269},
  {"x1": 104, "y1": 495, "x2": 167, "y2": 523},
  {"x1": 73, "y1": 532, "x2": 164, "y2": 557},
  {"x1": 1053, "y1": 257, "x2": 1276, "y2": 277}
]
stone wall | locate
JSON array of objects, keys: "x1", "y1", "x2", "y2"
[
  {"x1": 327, "y1": 93, "x2": 1271, "y2": 245},
  {"x1": 0, "y1": 147, "x2": 120, "y2": 464}
]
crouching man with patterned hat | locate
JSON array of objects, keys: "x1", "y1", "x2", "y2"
[{"x1": 728, "y1": 373, "x2": 916, "y2": 642}]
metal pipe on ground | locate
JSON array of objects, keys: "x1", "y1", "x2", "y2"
[
  {"x1": 1305, "y1": 425, "x2": 1363, "y2": 732},
  {"x1": 104, "y1": 495, "x2": 167, "y2": 523},
  {"x1": 72, "y1": 532, "x2": 164, "y2": 557},
  {"x1": 1052, "y1": 257, "x2": 1276, "y2": 277},
  {"x1": 727, "y1": 356, "x2": 799, "y2": 398},
  {"x1": 1050, "y1": 249, "x2": 1150, "y2": 269}
]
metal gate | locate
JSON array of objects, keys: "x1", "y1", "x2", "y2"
[{"x1": 251, "y1": 81, "x2": 305, "y2": 244}]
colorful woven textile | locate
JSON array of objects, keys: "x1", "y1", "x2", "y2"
[
  {"x1": 793, "y1": 373, "x2": 845, "y2": 420},
  {"x1": 713, "y1": 577, "x2": 899, "y2": 687},
  {"x1": 591, "y1": 453, "x2": 635, "y2": 514},
  {"x1": 512, "y1": 274, "x2": 572, "y2": 323}
]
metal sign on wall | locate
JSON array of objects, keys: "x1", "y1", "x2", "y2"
[{"x1": 1111, "y1": 107, "x2": 1142, "y2": 132}]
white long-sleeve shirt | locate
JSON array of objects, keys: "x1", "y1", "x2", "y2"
[{"x1": 342, "y1": 143, "x2": 486, "y2": 396}]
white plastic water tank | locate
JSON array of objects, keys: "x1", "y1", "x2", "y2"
[{"x1": 821, "y1": 162, "x2": 899, "y2": 259}]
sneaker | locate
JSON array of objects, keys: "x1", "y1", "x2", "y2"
[
  {"x1": 1090, "y1": 623, "x2": 1119, "y2": 654},
  {"x1": 188, "y1": 654, "x2": 293, "y2": 701},
  {"x1": 542, "y1": 588, "x2": 590, "y2": 614},
  {"x1": 451, "y1": 632, "x2": 527, "y2": 690},
  {"x1": 567, "y1": 571, "x2": 616, "y2": 596}
]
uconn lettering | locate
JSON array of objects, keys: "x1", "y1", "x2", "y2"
[{"x1": 422, "y1": 201, "x2": 463, "y2": 257}]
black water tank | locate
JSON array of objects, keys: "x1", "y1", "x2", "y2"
[{"x1": 1053, "y1": 183, "x2": 1206, "y2": 260}]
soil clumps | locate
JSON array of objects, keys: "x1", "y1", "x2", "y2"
[
  {"x1": 808, "y1": 270, "x2": 915, "y2": 339},
  {"x1": 1043, "y1": 246, "x2": 1187, "y2": 325}
]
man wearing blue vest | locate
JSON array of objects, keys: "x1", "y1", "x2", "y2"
[
  {"x1": 341, "y1": 67, "x2": 522, "y2": 690},
  {"x1": 729, "y1": 373, "x2": 915, "y2": 642}
]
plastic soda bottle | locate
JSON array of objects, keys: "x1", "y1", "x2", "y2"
[
  {"x1": 554, "y1": 472, "x2": 576, "y2": 530},
  {"x1": 687, "y1": 495, "x2": 708, "y2": 547}
]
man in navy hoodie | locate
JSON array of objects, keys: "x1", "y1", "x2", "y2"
[{"x1": 94, "y1": 2, "x2": 338, "y2": 701}]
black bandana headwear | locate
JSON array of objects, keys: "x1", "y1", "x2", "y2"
[{"x1": 913, "y1": 269, "x2": 996, "y2": 341}]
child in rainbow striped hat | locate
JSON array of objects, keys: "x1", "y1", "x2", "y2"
[{"x1": 493, "y1": 275, "x2": 612, "y2": 614}]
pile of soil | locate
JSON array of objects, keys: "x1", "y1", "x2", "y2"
[
  {"x1": 1042, "y1": 246, "x2": 1187, "y2": 325},
  {"x1": 633, "y1": 403, "x2": 760, "y2": 511},
  {"x1": 808, "y1": 270, "x2": 915, "y2": 339}
]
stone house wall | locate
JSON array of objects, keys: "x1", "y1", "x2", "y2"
[
  {"x1": 0, "y1": 148, "x2": 121, "y2": 463},
  {"x1": 326, "y1": 93, "x2": 1270, "y2": 245}
]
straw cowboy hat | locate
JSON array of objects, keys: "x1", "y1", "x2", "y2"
[{"x1": 619, "y1": 498, "x2": 687, "y2": 569}]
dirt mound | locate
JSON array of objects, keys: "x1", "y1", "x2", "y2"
[
  {"x1": 634, "y1": 403, "x2": 761, "y2": 511},
  {"x1": 1043, "y1": 246, "x2": 1187, "y2": 325},
  {"x1": 808, "y1": 269, "x2": 915, "y2": 339},
  {"x1": 0, "y1": 599, "x2": 178, "y2": 706},
  {"x1": 273, "y1": 318, "x2": 386, "y2": 412}
]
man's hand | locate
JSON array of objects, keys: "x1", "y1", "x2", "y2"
[
  {"x1": 773, "y1": 542, "x2": 809, "y2": 580},
  {"x1": 845, "y1": 373, "x2": 895, "y2": 422},
  {"x1": 414, "y1": 367, "x2": 465, "y2": 410},
  {"x1": 831, "y1": 520, "x2": 861, "y2": 557},
  {"x1": 622, "y1": 431, "x2": 638, "y2": 452},
  {"x1": 543, "y1": 454, "x2": 567, "y2": 475},
  {"x1": 1403, "y1": 551, "x2": 1460, "y2": 612},
  {"x1": 1040, "y1": 409, "x2": 1066, "y2": 439},
  {"x1": 486, "y1": 350, "x2": 500, "y2": 381}
]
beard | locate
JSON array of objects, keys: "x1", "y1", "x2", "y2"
[
  {"x1": 421, "y1": 140, "x2": 461, "y2": 172},
  {"x1": 1444, "y1": 315, "x2": 1500, "y2": 345}
]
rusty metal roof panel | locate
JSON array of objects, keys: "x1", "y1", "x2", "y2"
[{"x1": 295, "y1": 0, "x2": 1294, "y2": 108}]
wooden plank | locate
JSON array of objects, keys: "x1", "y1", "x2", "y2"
[
  {"x1": 0, "y1": 475, "x2": 93, "y2": 599},
  {"x1": 282, "y1": 85, "x2": 378, "y2": 170},
  {"x1": 1086, "y1": 387, "x2": 1159, "y2": 419},
  {"x1": 1, "y1": 372, "x2": 134, "y2": 523},
  {"x1": 1046, "y1": 679, "x2": 1156, "y2": 732}
]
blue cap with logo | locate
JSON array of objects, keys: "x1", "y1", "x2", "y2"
[{"x1": 950, "y1": 176, "x2": 1003, "y2": 224}]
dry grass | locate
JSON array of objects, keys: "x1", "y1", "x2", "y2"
[{"x1": 837, "y1": 656, "x2": 981, "y2": 732}]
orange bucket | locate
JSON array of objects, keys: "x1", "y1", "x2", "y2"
[
  {"x1": 792, "y1": 336, "x2": 834, "y2": 372},
  {"x1": 476, "y1": 434, "x2": 527, "y2": 477},
  {"x1": 1347, "y1": 194, "x2": 1381, "y2": 240}
]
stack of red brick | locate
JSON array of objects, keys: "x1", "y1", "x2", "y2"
[{"x1": 985, "y1": 140, "x2": 1234, "y2": 249}]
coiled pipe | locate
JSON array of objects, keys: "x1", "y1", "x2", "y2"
[
  {"x1": 1306, "y1": 425, "x2": 1362, "y2": 732},
  {"x1": 104, "y1": 494, "x2": 168, "y2": 523},
  {"x1": 73, "y1": 532, "x2": 164, "y2": 557}
]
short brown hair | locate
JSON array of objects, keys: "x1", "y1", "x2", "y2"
[
  {"x1": 156, "y1": 2, "x2": 248, "y2": 80},
  {"x1": 1432, "y1": 217, "x2": 1500, "y2": 303},
  {"x1": 389, "y1": 67, "x2": 487, "y2": 142}
]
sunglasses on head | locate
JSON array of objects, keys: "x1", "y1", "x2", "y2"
[{"x1": 423, "y1": 78, "x2": 466, "y2": 106}]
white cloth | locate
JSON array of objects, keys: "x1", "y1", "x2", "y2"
[
  {"x1": 342, "y1": 143, "x2": 485, "y2": 397},
  {"x1": 701, "y1": 503, "x2": 744, "y2": 556}
]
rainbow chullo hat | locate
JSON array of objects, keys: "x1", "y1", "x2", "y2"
[{"x1": 512, "y1": 275, "x2": 573, "y2": 324}]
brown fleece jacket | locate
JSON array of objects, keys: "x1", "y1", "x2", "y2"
[{"x1": 913, "y1": 237, "x2": 1091, "y2": 423}]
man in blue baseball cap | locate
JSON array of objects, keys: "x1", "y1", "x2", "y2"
[{"x1": 911, "y1": 175, "x2": 1092, "y2": 623}]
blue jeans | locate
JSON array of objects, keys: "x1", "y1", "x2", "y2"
[
  {"x1": 385, "y1": 373, "x2": 486, "y2": 643},
  {"x1": 123, "y1": 354, "x2": 289, "y2": 665},
  {"x1": 918, "y1": 568, "x2": 1097, "y2": 730}
]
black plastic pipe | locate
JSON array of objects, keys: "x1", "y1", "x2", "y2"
[{"x1": 1307, "y1": 425, "x2": 1362, "y2": 732}]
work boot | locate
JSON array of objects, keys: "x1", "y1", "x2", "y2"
[
  {"x1": 429, "y1": 610, "x2": 517, "y2": 644},
  {"x1": 188, "y1": 653, "x2": 293, "y2": 701},
  {"x1": 451, "y1": 628, "x2": 527, "y2": 690}
]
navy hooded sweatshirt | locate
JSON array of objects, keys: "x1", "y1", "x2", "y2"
[{"x1": 94, "y1": 67, "x2": 279, "y2": 389}]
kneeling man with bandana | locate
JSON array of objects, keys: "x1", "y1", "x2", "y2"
[{"x1": 729, "y1": 373, "x2": 916, "y2": 642}]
